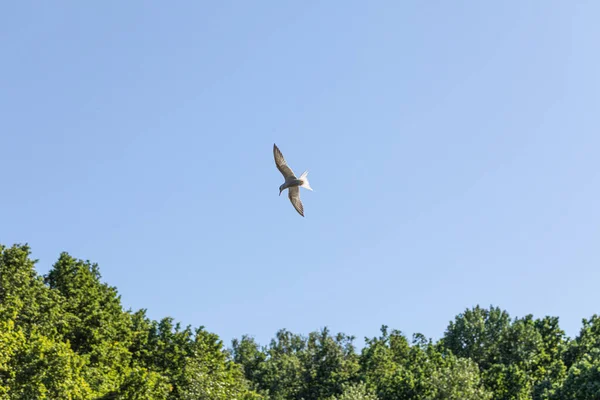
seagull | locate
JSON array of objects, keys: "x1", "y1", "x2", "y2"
[{"x1": 273, "y1": 143, "x2": 313, "y2": 217}]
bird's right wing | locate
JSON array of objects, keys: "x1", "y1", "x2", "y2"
[
  {"x1": 273, "y1": 144, "x2": 296, "y2": 179},
  {"x1": 288, "y1": 186, "x2": 304, "y2": 217}
]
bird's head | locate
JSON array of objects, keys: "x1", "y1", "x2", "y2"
[{"x1": 279, "y1": 184, "x2": 284, "y2": 196}]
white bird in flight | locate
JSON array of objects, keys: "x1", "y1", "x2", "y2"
[{"x1": 273, "y1": 143, "x2": 313, "y2": 217}]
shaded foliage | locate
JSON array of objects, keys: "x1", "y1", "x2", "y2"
[
  {"x1": 232, "y1": 328, "x2": 359, "y2": 400},
  {"x1": 552, "y1": 349, "x2": 600, "y2": 400},
  {"x1": 326, "y1": 382, "x2": 379, "y2": 400},
  {"x1": 0, "y1": 244, "x2": 258, "y2": 399},
  {"x1": 1, "y1": 243, "x2": 599, "y2": 399},
  {"x1": 360, "y1": 326, "x2": 491, "y2": 400}
]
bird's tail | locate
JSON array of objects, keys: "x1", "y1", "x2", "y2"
[{"x1": 299, "y1": 170, "x2": 313, "y2": 191}]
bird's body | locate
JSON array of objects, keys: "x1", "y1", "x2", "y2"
[
  {"x1": 273, "y1": 143, "x2": 312, "y2": 217},
  {"x1": 279, "y1": 177, "x2": 304, "y2": 191}
]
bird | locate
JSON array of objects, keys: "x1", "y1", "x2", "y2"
[{"x1": 273, "y1": 143, "x2": 313, "y2": 217}]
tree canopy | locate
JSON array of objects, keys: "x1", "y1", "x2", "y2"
[{"x1": 1, "y1": 243, "x2": 598, "y2": 399}]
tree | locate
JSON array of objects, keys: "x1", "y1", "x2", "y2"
[
  {"x1": 44, "y1": 252, "x2": 135, "y2": 396},
  {"x1": 9, "y1": 331, "x2": 91, "y2": 399},
  {"x1": 361, "y1": 326, "x2": 491, "y2": 400},
  {"x1": 441, "y1": 305, "x2": 511, "y2": 369},
  {"x1": 135, "y1": 317, "x2": 195, "y2": 398},
  {"x1": 1, "y1": 244, "x2": 226, "y2": 399},
  {"x1": 553, "y1": 350, "x2": 600, "y2": 400},
  {"x1": 0, "y1": 245, "x2": 91, "y2": 399},
  {"x1": 98, "y1": 367, "x2": 171, "y2": 400},
  {"x1": 0, "y1": 244, "x2": 66, "y2": 338},
  {"x1": 429, "y1": 355, "x2": 492, "y2": 400},
  {"x1": 298, "y1": 328, "x2": 360, "y2": 400},
  {"x1": 181, "y1": 328, "x2": 260, "y2": 400},
  {"x1": 326, "y1": 382, "x2": 379, "y2": 400},
  {"x1": 440, "y1": 306, "x2": 569, "y2": 400},
  {"x1": 360, "y1": 326, "x2": 417, "y2": 400},
  {"x1": 0, "y1": 319, "x2": 24, "y2": 398},
  {"x1": 564, "y1": 314, "x2": 600, "y2": 368},
  {"x1": 482, "y1": 363, "x2": 531, "y2": 400},
  {"x1": 44, "y1": 253, "x2": 133, "y2": 354},
  {"x1": 531, "y1": 316, "x2": 567, "y2": 400},
  {"x1": 231, "y1": 335, "x2": 267, "y2": 392},
  {"x1": 232, "y1": 328, "x2": 360, "y2": 400},
  {"x1": 6, "y1": 242, "x2": 600, "y2": 400}
]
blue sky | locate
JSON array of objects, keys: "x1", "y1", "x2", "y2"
[{"x1": 1, "y1": 1, "x2": 599, "y2": 347}]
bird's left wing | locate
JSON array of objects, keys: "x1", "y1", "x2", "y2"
[{"x1": 273, "y1": 144, "x2": 296, "y2": 179}]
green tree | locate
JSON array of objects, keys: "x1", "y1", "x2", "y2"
[
  {"x1": 233, "y1": 328, "x2": 360, "y2": 400},
  {"x1": 429, "y1": 355, "x2": 492, "y2": 400},
  {"x1": 9, "y1": 331, "x2": 91, "y2": 399},
  {"x1": 44, "y1": 253, "x2": 133, "y2": 354},
  {"x1": 298, "y1": 328, "x2": 360, "y2": 400},
  {"x1": 0, "y1": 319, "x2": 25, "y2": 398},
  {"x1": 564, "y1": 314, "x2": 600, "y2": 368},
  {"x1": 181, "y1": 328, "x2": 260, "y2": 400},
  {"x1": 231, "y1": 335, "x2": 267, "y2": 393},
  {"x1": 531, "y1": 316, "x2": 567, "y2": 400},
  {"x1": 44, "y1": 252, "x2": 135, "y2": 396},
  {"x1": 440, "y1": 306, "x2": 568, "y2": 400},
  {"x1": 553, "y1": 350, "x2": 600, "y2": 400},
  {"x1": 5, "y1": 242, "x2": 597, "y2": 400},
  {"x1": 361, "y1": 326, "x2": 490, "y2": 400},
  {"x1": 482, "y1": 363, "x2": 531, "y2": 400},
  {"x1": 326, "y1": 382, "x2": 379, "y2": 400},
  {"x1": 0, "y1": 245, "x2": 91, "y2": 399},
  {"x1": 97, "y1": 367, "x2": 171, "y2": 400},
  {"x1": 441, "y1": 305, "x2": 511, "y2": 369},
  {"x1": 138, "y1": 317, "x2": 194, "y2": 398},
  {"x1": 244, "y1": 329, "x2": 306, "y2": 400},
  {"x1": 0, "y1": 244, "x2": 66, "y2": 338},
  {"x1": 360, "y1": 326, "x2": 414, "y2": 400}
]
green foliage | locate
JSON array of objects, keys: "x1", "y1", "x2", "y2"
[
  {"x1": 429, "y1": 355, "x2": 492, "y2": 400},
  {"x1": 326, "y1": 382, "x2": 379, "y2": 400},
  {"x1": 0, "y1": 244, "x2": 66, "y2": 337},
  {"x1": 9, "y1": 331, "x2": 91, "y2": 399},
  {"x1": 45, "y1": 253, "x2": 133, "y2": 356},
  {"x1": 97, "y1": 367, "x2": 171, "y2": 400},
  {"x1": 482, "y1": 363, "x2": 531, "y2": 400},
  {"x1": 231, "y1": 328, "x2": 360, "y2": 400},
  {"x1": 300, "y1": 328, "x2": 360, "y2": 400},
  {"x1": 552, "y1": 349, "x2": 600, "y2": 400},
  {"x1": 137, "y1": 316, "x2": 195, "y2": 398},
  {"x1": 564, "y1": 314, "x2": 600, "y2": 368},
  {"x1": 1, "y1": 244, "x2": 90, "y2": 399},
  {"x1": 231, "y1": 335, "x2": 267, "y2": 387},
  {"x1": 2, "y1": 243, "x2": 600, "y2": 400},
  {"x1": 181, "y1": 328, "x2": 257, "y2": 400},
  {"x1": 440, "y1": 306, "x2": 570, "y2": 400},
  {"x1": 360, "y1": 326, "x2": 419, "y2": 400},
  {"x1": 0, "y1": 319, "x2": 24, "y2": 398},
  {"x1": 44, "y1": 252, "x2": 137, "y2": 396},
  {"x1": 0, "y1": 244, "x2": 260, "y2": 399},
  {"x1": 361, "y1": 326, "x2": 491, "y2": 400},
  {"x1": 441, "y1": 305, "x2": 511, "y2": 369}
]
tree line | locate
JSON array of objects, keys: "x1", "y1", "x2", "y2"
[{"x1": 1, "y1": 243, "x2": 598, "y2": 399}]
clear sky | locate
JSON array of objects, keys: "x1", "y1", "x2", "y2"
[{"x1": 2, "y1": 2, "x2": 599, "y2": 347}]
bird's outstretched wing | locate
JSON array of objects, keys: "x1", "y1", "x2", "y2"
[
  {"x1": 273, "y1": 144, "x2": 296, "y2": 179},
  {"x1": 288, "y1": 186, "x2": 304, "y2": 217}
]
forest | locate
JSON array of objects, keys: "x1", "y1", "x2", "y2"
[{"x1": 1, "y1": 243, "x2": 598, "y2": 400}]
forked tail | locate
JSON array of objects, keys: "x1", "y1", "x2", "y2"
[{"x1": 299, "y1": 170, "x2": 313, "y2": 191}]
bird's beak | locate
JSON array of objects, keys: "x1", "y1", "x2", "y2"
[{"x1": 279, "y1": 190, "x2": 282, "y2": 196}]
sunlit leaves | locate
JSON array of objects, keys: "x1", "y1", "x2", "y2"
[{"x1": 2, "y1": 243, "x2": 600, "y2": 400}]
